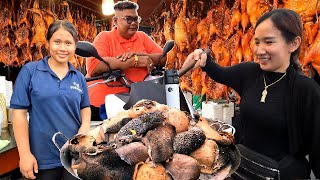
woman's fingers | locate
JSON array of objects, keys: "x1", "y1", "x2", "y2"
[
  {"x1": 27, "y1": 170, "x2": 36, "y2": 179},
  {"x1": 199, "y1": 51, "x2": 208, "y2": 67},
  {"x1": 33, "y1": 160, "x2": 38, "y2": 175},
  {"x1": 22, "y1": 169, "x2": 36, "y2": 179},
  {"x1": 193, "y1": 49, "x2": 204, "y2": 60},
  {"x1": 25, "y1": 161, "x2": 38, "y2": 179},
  {"x1": 187, "y1": 49, "x2": 204, "y2": 70}
]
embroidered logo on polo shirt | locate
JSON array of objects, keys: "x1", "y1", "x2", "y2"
[{"x1": 70, "y1": 82, "x2": 82, "y2": 93}]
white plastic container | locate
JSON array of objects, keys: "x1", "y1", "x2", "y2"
[
  {"x1": 202, "y1": 101, "x2": 223, "y2": 121},
  {"x1": 0, "y1": 93, "x2": 7, "y2": 128},
  {"x1": 202, "y1": 101, "x2": 235, "y2": 125},
  {"x1": 0, "y1": 109, "x2": 3, "y2": 137},
  {"x1": 222, "y1": 102, "x2": 234, "y2": 125}
]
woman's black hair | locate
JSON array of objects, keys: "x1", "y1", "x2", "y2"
[
  {"x1": 255, "y1": 8, "x2": 302, "y2": 73},
  {"x1": 114, "y1": 0, "x2": 139, "y2": 11},
  {"x1": 46, "y1": 20, "x2": 78, "y2": 43}
]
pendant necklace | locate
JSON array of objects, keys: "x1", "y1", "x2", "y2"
[{"x1": 260, "y1": 72, "x2": 287, "y2": 103}]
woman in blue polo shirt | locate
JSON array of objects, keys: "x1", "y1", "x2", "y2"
[{"x1": 10, "y1": 20, "x2": 91, "y2": 180}]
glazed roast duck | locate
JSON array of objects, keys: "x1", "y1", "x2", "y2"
[{"x1": 55, "y1": 99, "x2": 240, "y2": 180}]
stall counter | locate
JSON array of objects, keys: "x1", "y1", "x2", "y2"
[{"x1": 0, "y1": 124, "x2": 19, "y2": 175}]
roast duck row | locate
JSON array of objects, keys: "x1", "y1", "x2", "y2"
[
  {"x1": 58, "y1": 99, "x2": 240, "y2": 180},
  {"x1": 0, "y1": 0, "x2": 101, "y2": 68},
  {"x1": 149, "y1": 0, "x2": 320, "y2": 102}
]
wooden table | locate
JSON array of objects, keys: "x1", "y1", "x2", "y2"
[{"x1": 0, "y1": 124, "x2": 19, "y2": 175}]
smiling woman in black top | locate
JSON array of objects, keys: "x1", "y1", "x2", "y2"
[{"x1": 183, "y1": 8, "x2": 320, "y2": 179}]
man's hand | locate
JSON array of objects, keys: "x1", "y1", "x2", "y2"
[
  {"x1": 20, "y1": 153, "x2": 38, "y2": 179},
  {"x1": 117, "y1": 52, "x2": 138, "y2": 61},
  {"x1": 136, "y1": 56, "x2": 154, "y2": 73},
  {"x1": 116, "y1": 53, "x2": 155, "y2": 73}
]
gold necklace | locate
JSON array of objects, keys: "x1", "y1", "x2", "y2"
[{"x1": 260, "y1": 72, "x2": 287, "y2": 103}]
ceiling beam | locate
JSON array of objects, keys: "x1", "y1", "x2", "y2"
[
  {"x1": 82, "y1": 0, "x2": 101, "y2": 6},
  {"x1": 144, "y1": 0, "x2": 165, "y2": 20},
  {"x1": 65, "y1": 0, "x2": 104, "y2": 15}
]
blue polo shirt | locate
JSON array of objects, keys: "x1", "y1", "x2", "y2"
[{"x1": 10, "y1": 56, "x2": 90, "y2": 170}]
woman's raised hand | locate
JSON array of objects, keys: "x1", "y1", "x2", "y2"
[{"x1": 183, "y1": 49, "x2": 208, "y2": 70}]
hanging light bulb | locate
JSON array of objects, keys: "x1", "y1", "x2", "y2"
[{"x1": 102, "y1": 0, "x2": 115, "y2": 15}]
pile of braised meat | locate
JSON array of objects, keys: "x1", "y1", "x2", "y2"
[{"x1": 59, "y1": 99, "x2": 240, "y2": 180}]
